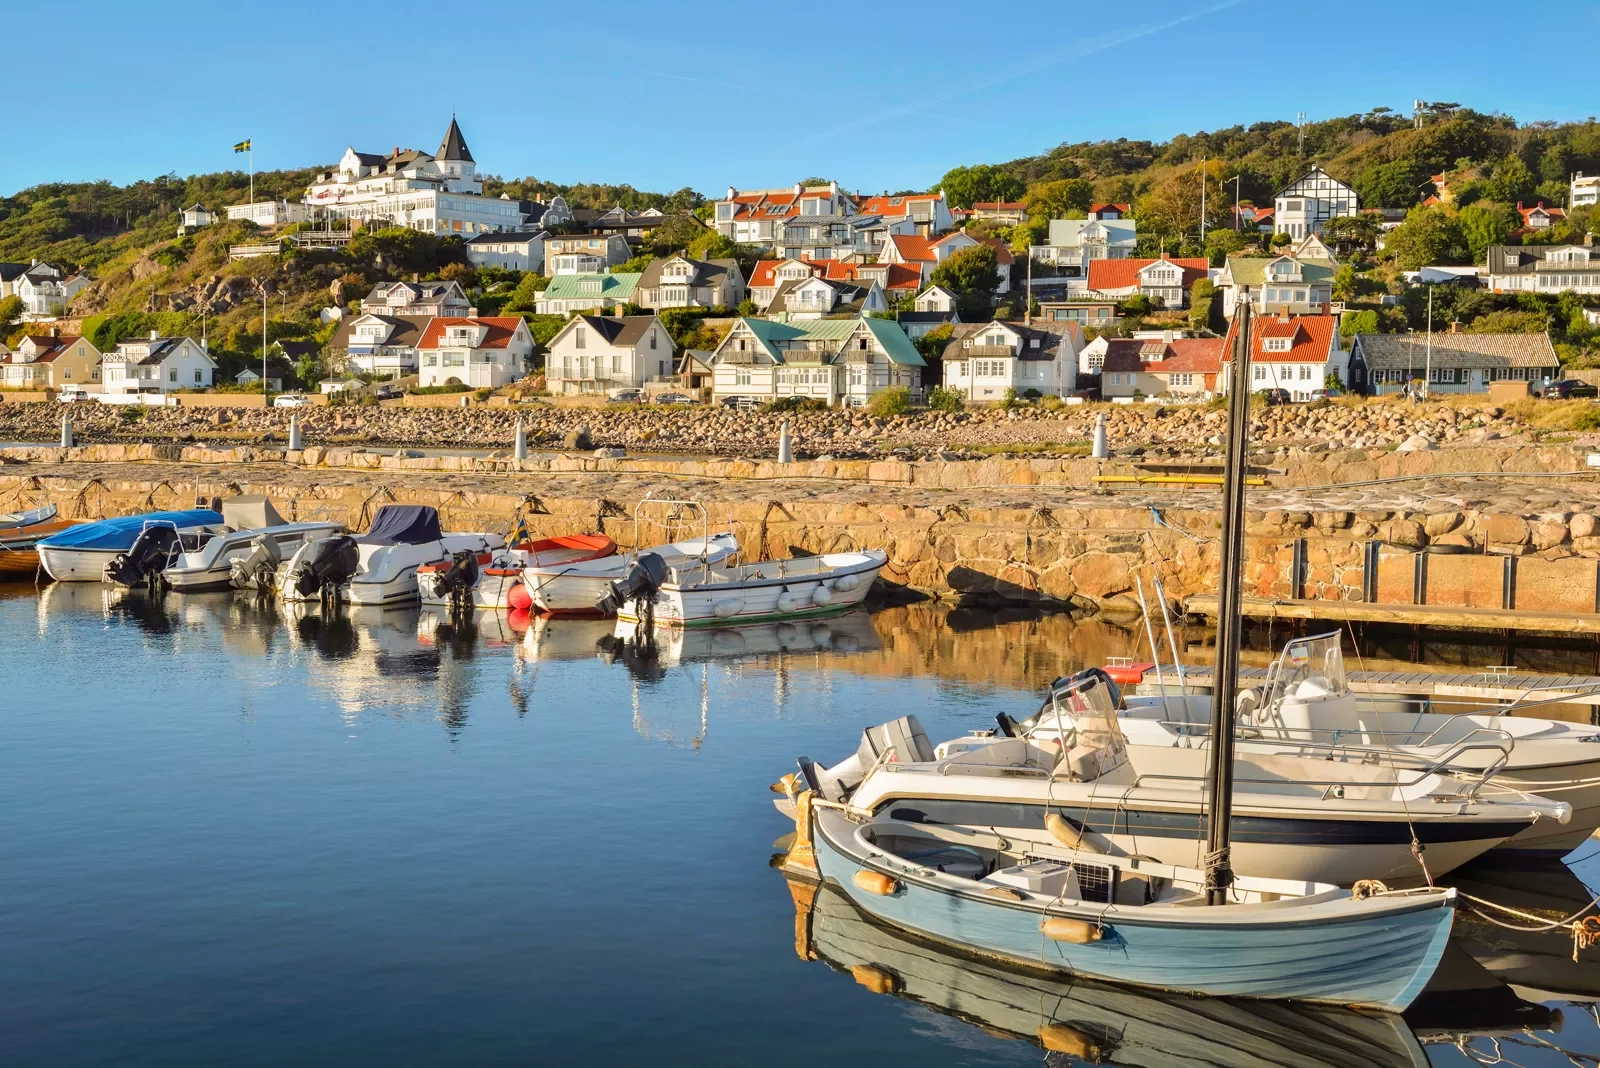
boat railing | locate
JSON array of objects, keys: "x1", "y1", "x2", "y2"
[
  {"x1": 1131, "y1": 737, "x2": 1513, "y2": 796},
  {"x1": 631, "y1": 493, "x2": 714, "y2": 582},
  {"x1": 1145, "y1": 715, "x2": 1517, "y2": 756}
]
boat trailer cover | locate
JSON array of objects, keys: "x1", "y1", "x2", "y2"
[
  {"x1": 358, "y1": 505, "x2": 442, "y2": 546},
  {"x1": 37, "y1": 509, "x2": 224, "y2": 550}
]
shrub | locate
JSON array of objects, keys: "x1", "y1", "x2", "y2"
[
  {"x1": 1022, "y1": 388, "x2": 1042, "y2": 399},
  {"x1": 474, "y1": 389, "x2": 492, "y2": 402},
  {"x1": 408, "y1": 383, "x2": 472, "y2": 395},
  {"x1": 119, "y1": 405, "x2": 145, "y2": 422},
  {"x1": 764, "y1": 396, "x2": 827, "y2": 413},
  {"x1": 999, "y1": 387, "x2": 1020, "y2": 410},
  {"x1": 926, "y1": 386, "x2": 964, "y2": 412},
  {"x1": 868, "y1": 385, "x2": 909, "y2": 416}
]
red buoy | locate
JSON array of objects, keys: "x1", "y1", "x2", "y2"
[{"x1": 507, "y1": 582, "x2": 533, "y2": 611}]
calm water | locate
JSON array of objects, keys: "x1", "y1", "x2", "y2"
[{"x1": 2, "y1": 586, "x2": 1598, "y2": 1066}]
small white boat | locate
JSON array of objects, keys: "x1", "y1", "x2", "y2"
[
  {"x1": 38, "y1": 509, "x2": 223, "y2": 582},
  {"x1": 280, "y1": 504, "x2": 503, "y2": 607},
  {"x1": 422, "y1": 533, "x2": 616, "y2": 611},
  {"x1": 525, "y1": 532, "x2": 737, "y2": 616},
  {"x1": 611, "y1": 549, "x2": 886, "y2": 628},
  {"x1": 130, "y1": 497, "x2": 345, "y2": 592}
]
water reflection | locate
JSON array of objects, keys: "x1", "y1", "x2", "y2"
[{"x1": 785, "y1": 875, "x2": 1583, "y2": 1068}]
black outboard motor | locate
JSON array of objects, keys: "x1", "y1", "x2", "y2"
[
  {"x1": 229, "y1": 533, "x2": 284, "y2": 593},
  {"x1": 435, "y1": 550, "x2": 481, "y2": 612},
  {"x1": 595, "y1": 552, "x2": 667, "y2": 616},
  {"x1": 1023, "y1": 666, "x2": 1125, "y2": 729},
  {"x1": 105, "y1": 524, "x2": 183, "y2": 589},
  {"x1": 292, "y1": 535, "x2": 360, "y2": 599}
]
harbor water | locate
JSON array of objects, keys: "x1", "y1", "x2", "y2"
[{"x1": 3, "y1": 584, "x2": 1600, "y2": 1066}]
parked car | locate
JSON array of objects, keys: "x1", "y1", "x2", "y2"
[
  {"x1": 608, "y1": 389, "x2": 645, "y2": 404},
  {"x1": 1254, "y1": 388, "x2": 1292, "y2": 406},
  {"x1": 272, "y1": 394, "x2": 310, "y2": 408},
  {"x1": 654, "y1": 392, "x2": 695, "y2": 405},
  {"x1": 374, "y1": 384, "x2": 403, "y2": 400},
  {"x1": 1538, "y1": 379, "x2": 1599, "y2": 399},
  {"x1": 719, "y1": 395, "x2": 761, "y2": 411},
  {"x1": 57, "y1": 388, "x2": 92, "y2": 403}
]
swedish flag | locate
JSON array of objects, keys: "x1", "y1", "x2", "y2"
[
  {"x1": 233, "y1": 139, "x2": 252, "y2": 153},
  {"x1": 508, "y1": 511, "x2": 530, "y2": 548}
]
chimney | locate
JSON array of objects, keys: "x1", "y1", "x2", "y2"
[
  {"x1": 1163, "y1": 329, "x2": 1173, "y2": 343},
  {"x1": 726, "y1": 186, "x2": 736, "y2": 200},
  {"x1": 793, "y1": 182, "x2": 803, "y2": 196},
  {"x1": 1278, "y1": 314, "x2": 1290, "y2": 324},
  {"x1": 149, "y1": 329, "x2": 160, "y2": 340},
  {"x1": 1320, "y1": 301, "x2": 1331, "y2": 315},
  {"x1": 49, "y1": 326, "x2": 59, "y2": 338},
  {"x1": 1450, "y1": 320, "x2": 1464, "y2": 334}
]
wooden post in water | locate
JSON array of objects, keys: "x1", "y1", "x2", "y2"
[{"x1": 1204, "y1": 301, "x2": 1253, "y2": 906}]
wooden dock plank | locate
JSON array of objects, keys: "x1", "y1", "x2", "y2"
[{"x1": 1185, "y1": 593, "x2": 1600, "y2": 636}]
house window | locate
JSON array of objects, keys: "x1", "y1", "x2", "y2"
[
  {"x1": 1253, "y1": 365, "x2": 1266, "y2": 380},
  {"x1": 169, "y1": 368, "x2": 178, "y2": 382},
  {"x1": 735, "y1": 370, "x2": 751, "y2": 386},
  {"x1": 443, "y1": 352, "x2": 465, "y2": 367},
  {"x1": 1300, "y1": 365, "x2": 1313, "y2": 380},
  {"x1": 1263, "y1": 338, "x2": 1291, "y2": 352},
  {"x1": 575, "y1": 329, "x2": 586, "y2": 349},
  {"x1": 612, "y1": 354, "x2": 621, "y2": 373},
  {"x1": 649, "y1": 333, "x2": 657, "y2": 350},
  {"x1": 194, "y1": 370, "x2": 203, "y2": 384}
]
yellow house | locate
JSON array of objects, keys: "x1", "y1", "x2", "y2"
[{"x1": 0, "y1": 331, "x2": 103, "y2": 391}]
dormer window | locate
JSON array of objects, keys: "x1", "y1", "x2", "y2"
[
  {"x1": 986, "y1": 333, "x2": 1007, "y2": 347},
  {"x1": 1263, "y1": 338, "x2": 1292, "y2": 352}
]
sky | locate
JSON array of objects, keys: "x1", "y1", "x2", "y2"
[{"x1": 4, "y1": 0, "x2": 1598, "y2": 199}]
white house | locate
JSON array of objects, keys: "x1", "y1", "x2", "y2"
[
  {"x1": 226, "y1": 200, "x2": 308, "y2": 227},
  {"x1": 1098, "y1": 335, "x2": 1224, "y2": 398},
  {"x1": 1221, "y1": 314, "x2": 1342, "y2": 400},
  {"x1": 328, "y1": 314, "x2": 432, "y2": 376},
  {"x1": 360, "y1": 280, "x2": 471, "y2": 317},
  {"x1": 1485, "y1": 244, "x2": 1600, "y2": 295},
  {"x1": 544, "y1": 314, "x2": 675, "y2": 395},
  {"x1": 102, "y1": 332, "x2": 217, "y2": 394},
  {"x1": 709, "y1": 316, "x2": 924, "y2": 407},
  {"x1": 939, "y1": 321, "x2": 1082, "y2": 401},
  {"x1": 899, "y1": 285, "x2": 962, "y2": 339},
  {"x1": 855, "y1": 192, "x2": 954, "y2": 237},
  {"x1": 416, "y1": 317, "x2": 534, "y2": 389},
  {"x1": 465, "y1": 230, "x2": 548, "y2": 273},
  {"x1": 1273, "y1": 168, "x2": 1359, "y2": 239},
  {"x1": 1085, "y1": 256, "x2": 1209, "y2": 308},
  {"x1": 1029, "y1": 210, "x2": 1138, "y2": 277},
  {"x1": 765, "y1": 274, "x2": 885, "y2": 318},
  {"x1": 712, "y1": 182, "x2": 858, "y2": 244},
  {"x1": 234, "y1": 368, "x2": 283, "y2": 391},
  {"x1": 544, "y1": 234, "x2": 632, "y2": 275},
  {"x1": 1214, "y1": 253, "x2": 1337, "y2": 317},
  {"x1": 301, "y1": 118, "x2": 521, "y2": 237},
  {"x1": 178, "y1": 204, "x2": 214, "y2": 234},
  {"x1": 1573, "y1": 174, "x2": 1600, "y2": 209},
  {"x1": 635, "y1": 254, "x2": 745, "y2": 310},
  {"x1": 534, "y1": 273, "x2": 643, "y2": 315},
  {"x1": 927, "y1": 231, "x2": 1015, "y2": 294},
  {"x1": 11, "y1": 261, "x2": 89, "y2": 320}
]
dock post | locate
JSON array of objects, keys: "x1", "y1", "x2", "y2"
[
  {"x1": 59, "y1": 411, "x2": 72, "y2": 449},
  {"x1": 778, "y1": 420, "x2": 792, "y2": 464},
  {"x1": 513, "y1": 418, "x2": 527, "y2": 460},
  {"x1": 1091, "y1": 414, "x2": 1108, "y2": 458},
  {"x1": 287, "y1": 412, "x2": 302, "y2": 450}
]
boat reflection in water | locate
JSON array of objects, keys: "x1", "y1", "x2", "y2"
[{"x1": 784, "y1": 875, "x2": 1568, "y2": 1068}]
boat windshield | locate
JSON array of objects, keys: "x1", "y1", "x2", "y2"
[
  {"x1": 1262, "y1": 631, "x2": 1347, "y2": 708},
  {"x1": 1031, "y1": 668, "x2": 1129, "y2": 754}
]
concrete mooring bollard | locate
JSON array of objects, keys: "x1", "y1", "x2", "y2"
[
  {"x1": 60, "y1": 411, "x2": 73, "y2": 449},
  {"x1": 513, "y1": 418, "x2": 527, "y2": 460},
  {"x1": 1091, "y1": 413, "x2": 1108, "y2": 459},
  {"x1": 778, "y1": 420, "x2": 793, "y2": 464},
  {"x1": 287, "y1": 413, "x2": 302, "y2": 451}
]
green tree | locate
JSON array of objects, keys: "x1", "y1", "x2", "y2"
[
  {"x1": 1457, "y1": 201, "x2": 1518, "y2": 263},
  {"x1": 1486, "y1": 156, "x2": 1537, "y2": 205},
  {"x1": 1350, "y1": 158, "x2": 1432, "y2": 208},
  {"x1": 1203, "y1": 228, "x2": 1252, "y2": 264},
  {"x1": 1320, "y1": 214, "x2": 1382, "y2": 254},
  {"x1": 1341, "y1": 309, "x2": 1381, "y2": 336},
  {"x1": 1384, "y1": 206, "x2": 1467, "y2": 269},
  {"x1": 1024, "y1": 178, "x2": 1094, "y2": 221},
  {"x1": 613, "y1": 252, "x2": 656, "y2": 274},
  {"x1": 503, "y1": 272, "x2": 551, "y2": 313},
  {"x1": 936, "y1": 164, "x2": 1025, "y2": 210},
  {"x1": 929, "y1": 244, "x2": 1001, "y2": 316},
  {"x1": 0, "y1": 295, "x2": 22, "y2": 333},
  {"x1": 1467, "y1": 309, "x2": 1548, "y2": 333}
]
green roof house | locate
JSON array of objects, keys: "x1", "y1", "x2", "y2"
[
  {"x1": 534, "y1": 272, "x2": 642, "y2": 316},
  {"x1": 709, "y1": 315, "x2": 923, "y2": 408}
]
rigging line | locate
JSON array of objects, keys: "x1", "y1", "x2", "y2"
[{"x1": 1458, "y1": 890, "x2": 1600, "y2": 931}]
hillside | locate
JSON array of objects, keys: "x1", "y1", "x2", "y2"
[{"x1": 6, "y1": 103, "x2": 1600, "y2": 380}]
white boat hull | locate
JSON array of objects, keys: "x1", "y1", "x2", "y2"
[
  {"x1": 38, "y1": 546, "x2": 124, "y2": 582},
  {"x1": 526, "y1": 533, "x2": 738, "y2": 616},
  {"x1": 281, "y1": 533, "x2": 504, "y2": 606},
  {"x1": 620, "y1": 550, "x2": 885, "y2": 627}
]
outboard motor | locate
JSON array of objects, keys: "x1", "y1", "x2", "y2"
[
  {"x1": 229, "y1": 533, "x2": 284, "y2": 593},
  {"x1": 595, "y1": 552, "x2": 668, "y2": 617},
  {"x1": 1026, "y1": 667, "x2": 1124, "y2": 729},
  {"x1": 290, "y1": 534, "x2": 360, "y2": 599},
  {"x1": 105, "y1": 524, "x2": 183, "y2": 589},
  {"x1": 433, "y1": 550, "x2": 481, "y2": 613}
]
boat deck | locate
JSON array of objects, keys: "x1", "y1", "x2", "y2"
[{"x1": 1159, "y1": 665, "x2": 1600, "y2": 708}]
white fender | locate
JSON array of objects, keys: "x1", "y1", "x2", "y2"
[
  {"x1": 712, "y1": 597, "x2": 743, "y2": 618},
  {"x1": 833, "y1": 572, "x2": 861, "y2": 593},
  {"x1": 811, "y1": 585, "x2": 833, "y2": 607},
  {"x1": 776, "y1": 591, "x2": 802, "y2": 613}
]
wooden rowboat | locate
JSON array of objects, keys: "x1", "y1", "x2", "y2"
[{"x1": 0, "y1": 506, "x2": 79, "y2": 579}]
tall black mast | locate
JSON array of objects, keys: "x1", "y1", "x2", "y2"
[{"x1": 1204, "y1": 300, "x2": 1253, "y2": 906}]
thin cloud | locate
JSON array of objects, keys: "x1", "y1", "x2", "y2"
[
  {"x1": 640, "y1": 70, "x2": 742, "y2": 90},
  {"x1": 798, "y1": 0, "x2": 1250, "y2": 146}
]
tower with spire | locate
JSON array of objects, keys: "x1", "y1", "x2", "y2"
[{"x1": 435, "y1": 114, "x2": 479, "y2": 192}]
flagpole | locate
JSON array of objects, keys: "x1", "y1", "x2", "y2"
[{"x1": 249, "y1": 140, "x2": 254, "y2": 206}]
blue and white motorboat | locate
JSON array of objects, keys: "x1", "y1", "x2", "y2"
[{"x1": 37, "y1": 508, "x2": 224, "y2": 582}]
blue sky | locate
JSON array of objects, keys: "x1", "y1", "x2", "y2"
[{"x1": 4, "y1": 0, "x2": 1597, "y2": 199}]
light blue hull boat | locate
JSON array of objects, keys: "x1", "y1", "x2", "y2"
[{"x1": 811, "y1": 808, "x2": 1454, "y2": 1012}]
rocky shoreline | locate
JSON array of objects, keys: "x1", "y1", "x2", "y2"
[{"x1": 0, "y1": 398, "x2": 1564, "y2": 460}]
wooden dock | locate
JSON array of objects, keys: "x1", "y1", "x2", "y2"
[
  {"x1": 1161, "y1": 663, "x2": 1600, "y2": 708},
  {"x1": 1185, "y1": 593, "x2": 1600, "y2": 636}
]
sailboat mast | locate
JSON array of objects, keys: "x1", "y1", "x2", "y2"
[{"x1": 1204, "y1": 301, "x2": 1254, "y2": 906}]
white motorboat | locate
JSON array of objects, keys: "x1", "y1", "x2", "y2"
[
  {"x1": 279, "y1": 504, "x2": 503, "y2": 607},
  {"x1": 422, "y1": 533, "x2": 616, "y2": 611},
  {"x1": 116, "y1": 496, "x2": 345, "y2": 592},
  {"x1": 1115, "y1": 631, "x2": 1600, "y2": 859},
  {"x1": 37, "y1": 508, "x2": 223, "y2": 582},
  {"x1": 524, "y1": 532, "x2": 738, "y2": 616},
  {"x1": 609, "y1": 549, "x2": 886, "y2": 628}
]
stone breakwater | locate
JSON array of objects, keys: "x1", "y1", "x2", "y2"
[
  {"x1": 0, "y1": 398, "x2": 1558, "y2": 459},
  {"x1": 7, "y1": 449, "x2": 1600, "y2": 612}
]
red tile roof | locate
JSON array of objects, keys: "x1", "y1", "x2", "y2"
[
  {"x1": 14, "y1": 334, "x2": 85, "y2": 363},
  {"x1": 1101, "y1": 336, "x2": 1225, "y2": 376},
  {"x1": 857, "y1": 193, "x2": 942, "y2": 217},
  {"x1": 886, "y1": 234, "x2": 936, "y2": 263},
  {"x1": 1518, "y1": 201, "x2": 1566, "y2": 221},
  {"x1": 417, "y1": 317, "x2": 525, "y2": 350},
  {"x1": 929, "y1": 231, "x2": 1015, "y2": 264},
  {"x1": 1087, "y1": 257, "x2": 1208, "y2": 292},
  {"x1": 808, "y1": 260, "x2": 923, "y2": 291},
  {"x1": 1223, "y1": 313, "x2": 1338, "y2": 363},
  {"x1": 1090, "y1": 203, "x2": 1131, "y2": 215}
]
